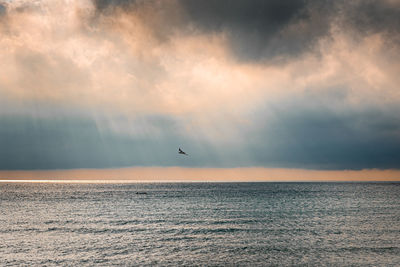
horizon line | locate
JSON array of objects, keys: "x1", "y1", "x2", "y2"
[
  {"x1": 0, "y1": 167, "x2": 400, "y2": 182},
  {"x1": 1, "y1": 179, "x2": 400, "y2": 184}
]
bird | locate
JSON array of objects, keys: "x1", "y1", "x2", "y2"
[{"x1": 178, "y1": 148, "x2": 188, "y2": 155}]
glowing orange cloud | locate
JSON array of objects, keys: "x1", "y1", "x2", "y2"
[{"x1": 0, "y1": 0, "x2": 399, "y2": 121}]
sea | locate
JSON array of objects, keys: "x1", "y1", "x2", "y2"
[{"x1": 1, "y1": 182, "x2": 399, "y2": 266}]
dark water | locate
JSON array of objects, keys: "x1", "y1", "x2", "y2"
[{"x1": 1, "y1": 182, "x2": 399, "y2": 266}]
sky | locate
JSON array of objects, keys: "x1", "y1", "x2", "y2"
[{"x1": 0, "y1": 0, "x2": 399, "y2": 180}]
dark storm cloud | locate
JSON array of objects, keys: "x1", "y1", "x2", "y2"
[
  {"x1": 342, "y1": 0, "x2": 400, "y2": 37},
  {"x1": 246, "y1": 102, "x2": 400, "y2": 170},
  {"x1": 92, "y1": 0, "x2": 137, "y2": 12},
  {"x1": 180, "y1": 0, "x2": 306, "y2": 31},
  {"x1": 89, "y1": 0, "x2": 400, "y2": 62},
  {"x1": 0, "y1": 115, "x2": 165, "y2": 169},
  {"x1": 181, "y1": 0, "x2": 400, "y2": 60},
  {"x1": 1, "y1": 107, "x2": 399, "y2": 170},
  {"x1": 0, "y1": 115, "x2": 220, "y2": 170},
  {"x1": 179, "y1": 0, "x2": 333, "y2": 62},
  {"x1": 92, "y1": 0, "x2": 333, "y2": 62}
]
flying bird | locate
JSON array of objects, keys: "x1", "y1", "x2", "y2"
[{"x1": 178, "y1": 148, "x2": 188, "y2": 155}]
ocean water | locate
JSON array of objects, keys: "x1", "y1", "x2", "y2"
[{"x1": 0, "y1": 182, "x2": 399, "y2": 266}]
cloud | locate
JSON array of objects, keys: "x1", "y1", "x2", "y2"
[
  {"x1": 0, "y1": 0, "x2": 399, "y2": 170},
  {"x1": 0, "y1": 113, "x2": 237, "y2": 169},
  {"x1": 90, "y1": 0, "x2": 334, "y2": 62},
  {"x1": 178, "y1": 0, "x2": 334, "y2": 62},
  {"x1": 1, "y1": 103, "x2": 399, "y2": 170},
  {"x1": 245, "y1": 101, "x2": 400, "y2": 169},
  {"x1": 0, "y1": 3, "x2": 6, "y2": 16},
  {"x1": 341, "y1": 0, "x2": 400, "y2": 38},
  {"x1": 0, "y1": 115, "x2": 178, "y2": 169}
]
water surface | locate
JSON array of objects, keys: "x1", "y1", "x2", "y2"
[{"x1": 1, "y1": 182, "x2": 399, "y2": 266}]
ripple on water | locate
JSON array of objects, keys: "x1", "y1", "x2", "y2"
[{"x1": 1, "y1": 182, "x2": 399, "y2": 266}]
